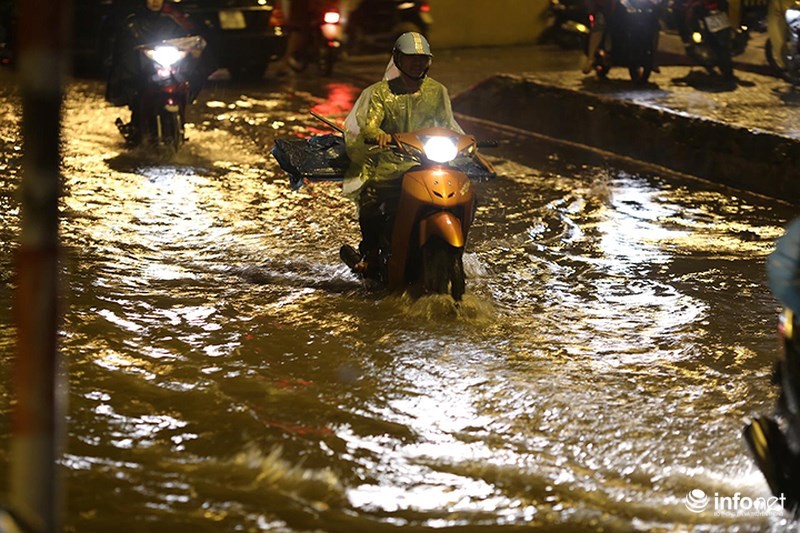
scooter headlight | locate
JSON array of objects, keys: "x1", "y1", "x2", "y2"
[
  {"x1": 780, "y1": 308, "x2": 794, "y2": 341},
  {"x1": 422, "y1": 136, "x2": 458, "y2": 163},
  {"x1": 145, "y1": 45, "x2": 186, "y2": 68}
]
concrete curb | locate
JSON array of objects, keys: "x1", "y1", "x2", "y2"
[{"x1": 452, "y1": 73, "x2": 800, "y2": 203}]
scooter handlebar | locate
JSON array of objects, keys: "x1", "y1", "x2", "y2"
[{"x1": 364, "y1": 137, "x2": 499, "y2": 148}]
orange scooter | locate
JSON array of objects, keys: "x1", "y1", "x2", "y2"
[{"x1": 346, "y1": 127, "x2": 495, "y2": 301}]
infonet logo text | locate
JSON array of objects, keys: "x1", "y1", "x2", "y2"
[{"x1": 685, "y1": 489, "x2": 787, "y2": 516}]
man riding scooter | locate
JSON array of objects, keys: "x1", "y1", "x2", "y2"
[
  {"x1": 106, "y1": 0, "x2": 215, "y2": 143},
  {"x1": 339, "y1": 32, "x2": 463, "y2": 276}
]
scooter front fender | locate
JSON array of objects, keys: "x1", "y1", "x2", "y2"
[{"x1": 419, "y1": 211, "x2": 464, "y2": 249}]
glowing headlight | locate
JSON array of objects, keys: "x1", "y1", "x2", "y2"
[
  {"x1": 145, "y1": 45, "x2": 186, "y2": 68},
  {"x1": 422, "y1": 136, "x2": 458, "y2": 163},
  {"x1": 692, "y1": 31, "x2": 703, "y2": 44},
  {"x1": 781, "y1": 308, "x2": 794, "y2": 340},
  {"x1": 786, "y1": 8, "x2": 800, "y2": 24}
]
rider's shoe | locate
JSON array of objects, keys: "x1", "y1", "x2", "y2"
[
  {"x1": 341, "y1": 244, "x2": 382, "y2": 279},
  {"x1": 340, "y1": 245, "x2": 363, "y2": 271},
  {"x1": 115, "y1": 118, "x2": 140, "y2": 146}
]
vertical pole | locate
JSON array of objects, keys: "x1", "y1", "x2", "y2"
[{"x1": 11, "y1": 0, "x2": 70, "y2": 530}]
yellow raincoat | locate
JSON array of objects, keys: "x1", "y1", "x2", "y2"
[{"x1": 342, "y1": 76, "x2": 463, "y2": 199}]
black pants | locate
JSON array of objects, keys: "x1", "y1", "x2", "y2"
[{"x1": 357, "y1": 179, "x2": 403, "y2": 256}]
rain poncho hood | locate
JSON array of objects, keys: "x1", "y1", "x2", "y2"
[{"x1": 342, "y1": 55, "x2": 463, "y2": 198}]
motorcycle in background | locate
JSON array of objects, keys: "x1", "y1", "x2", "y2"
[
  {"x1": 291, "y1": 3, "x2": 343, "y2": 75},
  {"x1": 344, "y1": 0, "x2": 432, "y2": 54},
  {"x1": 115, "y1": 35, "x2": 205, "y2": 154},
  {"x1": 590, "y1": 0, "x2": 663, "y2": 82},
  {"x1": 765, "y1": 0, "x2": 800, "y2": 84},
  {"x1": 670, "y1": 0, "x2": 748, "y2": 78},
  {"x1": 542, "y1": 0, "x2": 591, "y2": 49}
]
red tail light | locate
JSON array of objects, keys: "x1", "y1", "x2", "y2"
[
  {"x1": 420, "y1": 1, "x2": 431, "y2": 12},
  {"x1": 323, "y1": 11, "x2": 340, "y2": 24},
  {"x1": 270, "y1": 4, "x2": 285, "y2": 26}
]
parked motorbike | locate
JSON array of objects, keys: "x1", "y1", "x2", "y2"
[
  {"x1": 590, "y1": 0, "x2": 662, "y2": 82},
  {"x1": 765, "y1": 0, "x2": 800, "y2": 84},
  {"x1": 542, "y1": 0, "x2": 591, "y2": 49},
  {"x1": 345, "y1": 0, "x2": 432, "y2": 54},
  {"x1": 291, "y1": 4, "x2": 343, "y2": 76},
  {"x1": 341, "y1": 128, "x2": 495, "y2": 301},
  {"x1": 115, "y1": 35, "x2": 205, "y2": 154},
  {"x1": 670, "y1": 0, "x2": 748, "y2": 78}
]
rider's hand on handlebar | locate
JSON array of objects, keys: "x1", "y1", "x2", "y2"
[{"x1": 376, "y1": 133, "x2": 393, "y2": 148}]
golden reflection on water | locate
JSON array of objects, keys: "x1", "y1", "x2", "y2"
[{"x1": 0, "y1": 80, "x2": 796, "y2": 531}]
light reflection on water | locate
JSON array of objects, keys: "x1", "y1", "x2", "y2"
[{"x1": 0, "y1": 79, "x2": 795, "y2": 531}]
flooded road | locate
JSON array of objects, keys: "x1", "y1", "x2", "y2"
[{"x1": 0, "y1": 73, "x2": 797, "y2": 532}]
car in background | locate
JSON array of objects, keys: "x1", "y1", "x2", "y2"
[
  {"x1": 344, "y1": 0, "x2": 432, "y2": 54},
  {"x1": 72, "y1": 0, "x2": 286, "y2": 80}
]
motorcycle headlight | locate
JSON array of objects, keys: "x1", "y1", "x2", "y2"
[
  {"x1": 145, "y1": 45, "x2": 186, "y2": 68},
  {"x1": 422, "y1": 136, "x2": 458, "y2": 163},
  {"x1": 780, "y1": 308, "x2": 794, "y2": 341}
]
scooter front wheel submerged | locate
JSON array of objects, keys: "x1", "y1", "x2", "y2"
[
  {"x1": 422, "y1": 238, "x2": 466, "y2": 301},
  {"x1": 156, "y1": 111, "x2": 183, "y2": 155}
]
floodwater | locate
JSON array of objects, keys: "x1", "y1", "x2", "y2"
[{"x1": 0, "y1": 74, "x2": 797, "y2": 532}]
